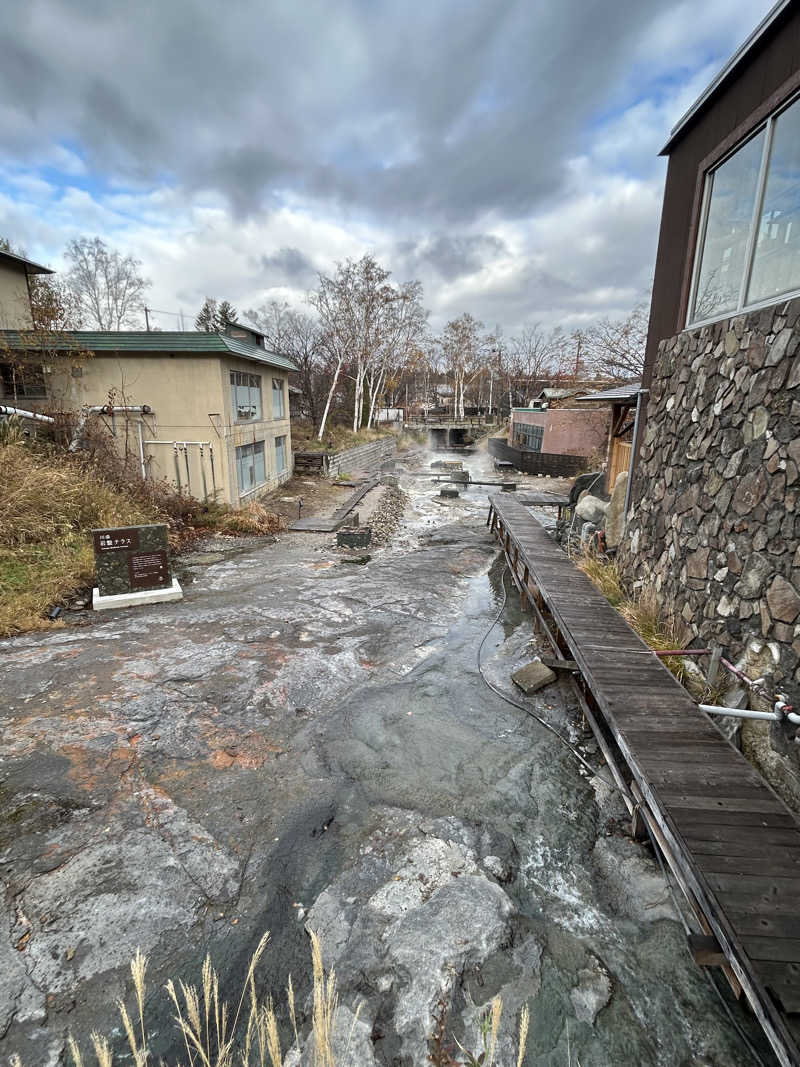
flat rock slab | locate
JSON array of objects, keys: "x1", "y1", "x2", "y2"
[{"x1": 511, "y1": 660, "x2": 556, "y2": 694}]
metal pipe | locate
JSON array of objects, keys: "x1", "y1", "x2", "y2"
[
  {"x1": 720, "y1": 657, "x2": 764, "y2": 689},
  {"x1": 654, "y1": 648, "x2": 711, "y2": 658},
  {"x1": 622, "y1": 388, "x2": 648, "y2": 526},
  {"x1": 699, "y1": 704, "x2": 780, "y2": 721},
  {"x1": 209, "y1": 444, "x2": 217, "y2": 498},
  {"x1": 200, "y1": 445, "x2": 209, "y2": 502},
  {"x1": 183, "y1": 443, "x2": 191, "y2": 492},
  {"x1": 87, "y1": 404, "x2": 152, "y2": 414},
  {"x1": 173, "y1": 444, "x2": 182, "y2": 491},
  {"x1": 0, "y1": 404, "x2": 55, "y2": 424},
  {"x1": 137, "y1": 418, "x2": 146, "y2": 480},
  {"x1": 143, "y1": 439, "x2": 210, "y2": 446}
]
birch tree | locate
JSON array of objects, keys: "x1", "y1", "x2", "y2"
[
  {"x1": 364, "y1": 280, "x2": 427, "y2": 428},
  {"x1": 441, "y1": 313, "x2": 486, "y2": 419},
  {"x1": 310, "y1": 255, "x2": 401, "y2": 438},
  {"x1": 64, "y1": 237, "x2": 151, "y2": 329}
]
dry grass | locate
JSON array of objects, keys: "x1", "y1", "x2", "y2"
[
  {"x1": 0, "y1": 438, "x2": 286, "y2": 636},
  {"x1": 0, "y1": 440, "x2": 154, "y2": 635},
  {"x1": 291, "y1": 420, "x2": 393, "y2": 453},
  {"x1": 577, "y1": 551, "x2": 716, "y2": 698},
  {"x1": 8, "y1": 933, "x2": 531, "y2": 1067}
]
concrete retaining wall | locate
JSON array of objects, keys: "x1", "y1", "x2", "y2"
[{"x1": 294, "y1": 437, "x2": 397, "y2": 479}]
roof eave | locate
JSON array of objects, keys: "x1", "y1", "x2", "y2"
[{"x1": 660, "y1": 0, "x2": 792, "y2": 155}]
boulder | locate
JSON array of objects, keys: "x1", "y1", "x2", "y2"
[
  {"x1": 575, "y1": 495, "x2": 608, "y2": 525},
  {"x1": 511, "y1": 660, "x2": 556, "y2": 695},
  {"x1": 603, "y1": 471, "x2": 628, "y2": 550}
]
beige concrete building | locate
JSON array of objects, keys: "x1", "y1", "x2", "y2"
[
  {"x1": 0, "y1": 248, "x2": 54, "y2": 330},
  {"x1": 1, "y1": 317, "x2": 296, "y2": 508}
]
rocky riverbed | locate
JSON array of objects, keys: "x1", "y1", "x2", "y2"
[{"x1": 0, "y1": 449, "x2": 770, "y2": 1065}]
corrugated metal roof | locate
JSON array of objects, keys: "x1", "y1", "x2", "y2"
[
  {"x1": 574, "y1": 381, "x2": 641, "y2": 404},
  {"x1": 0, "y1": 249, "x2": 54, "y2": 275},
  {"x1": 0, "y1": 329, "x2": 297, "y2": 372},
  {"x1": 661, "y1": 0, "x2": 791, "y2": 154}
]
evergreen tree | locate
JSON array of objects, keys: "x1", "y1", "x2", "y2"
[
  {"x1": 195, "y1": 297, "x2": 218, "y2": 332},
  {"x1": 216, "y1": 300, "x2": 237, "y2": 329},
  {"x1": 195, "y1": 297, "x2": 238, "y2": 332}
]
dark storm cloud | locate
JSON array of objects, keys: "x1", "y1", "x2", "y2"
[
  {"x1": 259, "y1": 247, "x2": 317, "y2": 286},
  {"x1": 398, "y1": 234, "x2": 508, "y2": 280},
  {"x1": 0, "y1": 0, "x2": 687, "y2": 221}
]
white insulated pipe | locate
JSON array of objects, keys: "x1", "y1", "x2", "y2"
[
  {"x1": 0, "y1": 404, "x2": 55, "y2": 424},
  {"x1": 699, "y1": 704, "x2": 781, "y2": 721}
]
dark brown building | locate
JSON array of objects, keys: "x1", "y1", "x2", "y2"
[
  {"x1": 644, "y1": 0, "x2": 800, "y2": 384},
  {"x1": 623, "y1": 1, "x2": 800, "y2": 749}
]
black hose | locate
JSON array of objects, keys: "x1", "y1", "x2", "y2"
[
  {"x1": 478, "y1": 562, "x2": 769, "y2": 1067},
  {"x1": 477, "y1": 567, "x2": 611, "y2": 782}
]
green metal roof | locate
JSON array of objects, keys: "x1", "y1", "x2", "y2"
[{"x1": 0, "y1": 329, "x2": 297, "y2": 372}]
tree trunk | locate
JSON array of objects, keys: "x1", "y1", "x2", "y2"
[{"x1": 317, "y1": 356, "x2": 343, "y2": 441}]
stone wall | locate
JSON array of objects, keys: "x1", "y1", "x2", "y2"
[{"x1": 620, "y1": 297, "x2": 800, "y2": 710}]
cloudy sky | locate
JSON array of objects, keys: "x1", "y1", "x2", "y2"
[{"x1": 0, "y1": 0, "x2": 775, "y2": 334}]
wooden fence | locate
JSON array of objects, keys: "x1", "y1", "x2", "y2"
[{"x1": 487, "y1": 437, "x2": 587, "y2": 477}]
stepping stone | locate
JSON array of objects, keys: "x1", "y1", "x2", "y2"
[{"x1": 511, "y1": 661, "x2": 556, "y2": 695}]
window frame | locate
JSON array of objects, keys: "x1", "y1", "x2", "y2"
[
  {"x1": 272, "y1": 377, "x2": 285, "y2": 419},
  {"x1": 686, "y1": 88, "x2": 800, "y2": 329},
  {"x1": 230, "y1": 371, "x2": 262, "y2": 423},
  {"x1": 275, "y1": 434, "x2": 288, "y2": 474},
  {"x1": 235, "y1": 439, "x2": 267, "y2": 495}
]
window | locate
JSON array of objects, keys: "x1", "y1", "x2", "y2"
[
  {"x1": 272, "y1": 377, "x2": 285, "y2": 419},
  {"x1": 689, "y1": 93, "x2": 800, "y2": 325},
  {"x1": 515, "y1": 423, "x2": 543, "y2": 452},
  {"x1": 236, "y1": 440, "x2": 266, "y2": 494},
  {"x1": 230, "y1": 371, "x2": 262, "y2": 421},
  {"x1": 1, "y1": 363, "x2": 46, "y2": 400},
  {"x1": 275, "y1": 434, "x2": 288, "y2": 473}
]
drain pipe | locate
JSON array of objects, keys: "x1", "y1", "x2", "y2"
[
  {"x1": 700, "y1": 704, "x2": 781, "y2": 721},
  {"x1": 622, "y1": 388, "x2": 649, "y2": 526},
  {"x1": 700, "y1": 697, "x2": 796, "y2": 724},
  {"x1": 0, "y1": 404, "x2": 55, "y2": 424}
]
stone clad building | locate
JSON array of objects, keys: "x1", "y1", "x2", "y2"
[{"x1": 622, "y1": 2, "x2": 800, "y2": 743}]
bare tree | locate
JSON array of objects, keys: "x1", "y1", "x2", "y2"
[
  {"x1": 441, "y1": 312, "x2": 486, "y2": 419},
  {"x1": 65, "y1": 236, "x2": 151, "y2": 330},
  {"x1": 581, "y1": 301, "x2": 649, "y2": 381},
  {"x1": 309, "y1": 255, "x2": 400, "y2": 438},
  {"x1": 364, "y1": 279, "x2": 427, "y2": 428},
  {"x1": 247, "y1": 300, "x2": 324, "y2": 424}
]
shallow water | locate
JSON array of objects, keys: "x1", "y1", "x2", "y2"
[{"x1": 0, "y1": 444, "x2": 771, "y2": 1065}]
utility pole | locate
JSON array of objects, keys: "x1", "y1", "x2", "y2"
[{"x1": 144, "y1": 307, "x2": 151, "y2": 332}]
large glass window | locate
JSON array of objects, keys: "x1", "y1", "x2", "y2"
[
  {"x1": 236, "y1": 440, "x2": 266, "y2": 493},
  {"x1": 230, "y1": 371, "x2": 262, "y2": 421},
  {"x1": 272, "y1": 377, "x2": 285, "y2": 419},
  {"x1": 275, "y1": 434, "x2": 288, "y2": 473},
  {"x1": 689, "y1": 93, "x2": 800, "y2": 325},
  {"x1": 515, "y1": 423, "x2": 543, "y2": 452},
  {"x1": 748, "y1": 102, "x2": 800, "y2": 305}
]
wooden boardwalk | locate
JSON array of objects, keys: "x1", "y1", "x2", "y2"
[
  {"x1": 289, "y1": 477, "x2": 379, "y2": 533},
  {"x1": 488, "y1": 493, "x2": 800, "y2": 1066}
]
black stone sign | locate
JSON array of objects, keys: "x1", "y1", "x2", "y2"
[{"x1": 92, "y1": 523, "x2": 172, "y2": 596}]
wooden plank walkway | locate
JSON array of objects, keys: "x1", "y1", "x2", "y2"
[
  {"x1": 289, "y1": 477, "x2": 379, "y2": 533},
  {"x1": 488, "y1": 493, "x2": 800, "y2": 1066}
]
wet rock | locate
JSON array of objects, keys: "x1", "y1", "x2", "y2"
[
  {"x1": 570, "y1": 960, "x2": 613, "y2": 1025},
  {"x1": 511, "y1": 660, "x2": 556, "y2": 695}
]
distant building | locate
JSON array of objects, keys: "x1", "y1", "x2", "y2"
[
  {"x1": 0, "y1": 291, "x2": 296, "y2": 506},
  {"x1": 0, "y1": 249, "x2": 53, "y2": 330}
]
